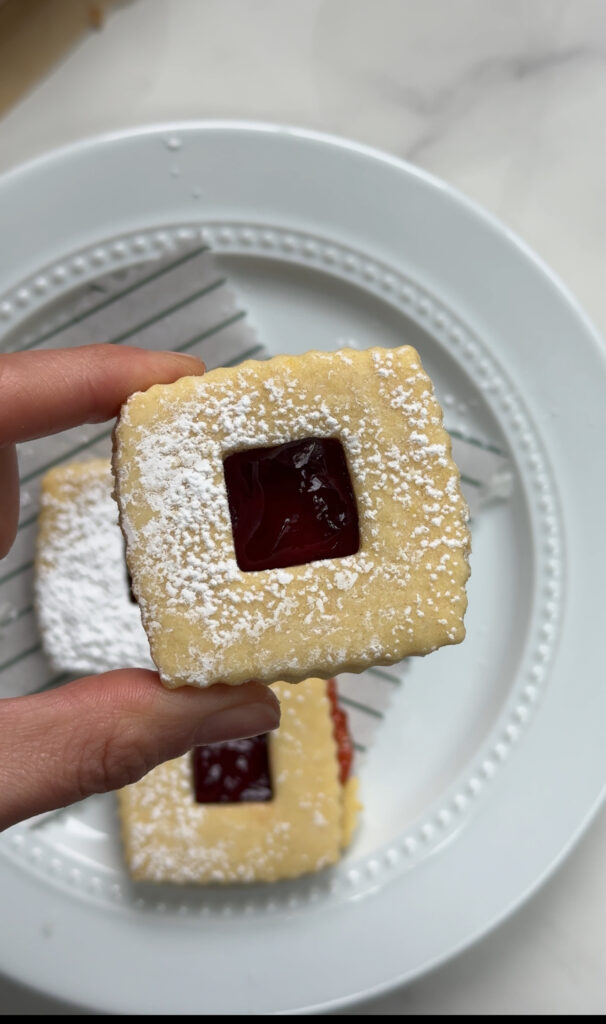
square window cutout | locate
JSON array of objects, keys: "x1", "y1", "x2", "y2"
[
  {"x1": 112, "y1": 346, "x2": 471, "y2": 689},
  {"x1": 223, "y1": 436, "x2": 360, "y2": 572},
  {"x1": 192, "y1": 734, "x2": 273, "y2": 804}
]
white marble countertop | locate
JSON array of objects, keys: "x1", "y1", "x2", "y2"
[{"x1": 1, "y1": 0, "x2": 606, "y2": 1014}]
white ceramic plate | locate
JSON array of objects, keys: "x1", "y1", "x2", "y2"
[{"x1": 0, "y1": 123, "x2": 605, "y2": 1015}]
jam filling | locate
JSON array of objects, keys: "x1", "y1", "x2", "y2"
[
  {"x1": 327, "y1": 678, "x2": 354, "y2": 785},
  {"x1": 192, "y1": 734, "x2": 273, "y2": 803},
  {"x1": 192, "y1": 681, "x2": 354, "y2": 803},
  {"x1": 223, "y1": 437, "x2": 359, "y2": 572}
]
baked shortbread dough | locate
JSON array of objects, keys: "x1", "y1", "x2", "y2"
[
  {"x1": 118, "y1": 677, "x2": 361, "y2": 884},
  {"x1": 112, "y1": 346, "x2": 471, "y2": 689},
  {"x1": 34, "y1": 459, "x2": 153, "y2": 673}
]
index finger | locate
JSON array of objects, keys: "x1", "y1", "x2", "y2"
[{"x1": 0, "y1": 344, "x2": 205, "y2": 443}]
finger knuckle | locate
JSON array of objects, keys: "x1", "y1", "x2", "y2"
[{"x1": 75, "y1": 728, "x2": 155, "y2": 798}]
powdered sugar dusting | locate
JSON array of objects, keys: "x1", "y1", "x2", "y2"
[
  {"x1": 113, "y1": 347, "x2": 470, "y2": 688},
  {"x1": 35, "y1": 459, "x2": 154, "y2": 674}
]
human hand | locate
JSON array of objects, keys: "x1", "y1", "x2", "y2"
[{"x1": 0, "y1": 344, "x2": 280, "y2": 831}]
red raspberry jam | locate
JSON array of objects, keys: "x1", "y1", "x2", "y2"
[
  {"x1": 223, "y1": 437, "x2": 359, "y2": 572},
  {"x1": 192, "y1": 734, "x2": 273, "y2": 804},
  {"x1": 326, "y1": 678, "x2": 354, "y2": 785}
]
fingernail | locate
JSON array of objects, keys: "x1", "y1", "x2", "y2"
[
  {"x1": 193, "y1": 701, "x2": 281, "y2": 746},
  {"x1": 167, "y1": 352, "x2": 206, "y2": 370}
]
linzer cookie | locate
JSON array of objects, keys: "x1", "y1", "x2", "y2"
[
  {"x1": 34, "y1": 459, "x2": 153, "y2": 674},
  {"x1": 118, "y1": 677, "x2": 361, "y2": 883},
  {"x1": 112, "y1": 346, "x2": 471, "y2": 689}
]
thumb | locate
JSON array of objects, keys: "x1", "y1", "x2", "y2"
[{"x1": 0, "y1": 671, "x2": 281, "y2": 831}]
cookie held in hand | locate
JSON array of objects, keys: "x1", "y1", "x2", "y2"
[{"x1": 112, "y1": 346, "x2": 471, "y2": 689}]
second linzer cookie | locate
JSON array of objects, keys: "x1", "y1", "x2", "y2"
[
  {"x1": 119, "y1": 677, "x2": 361, "y2": 884},
  {"x1": 112, "y1": 346, "x2": 471, "y2": 688}
]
